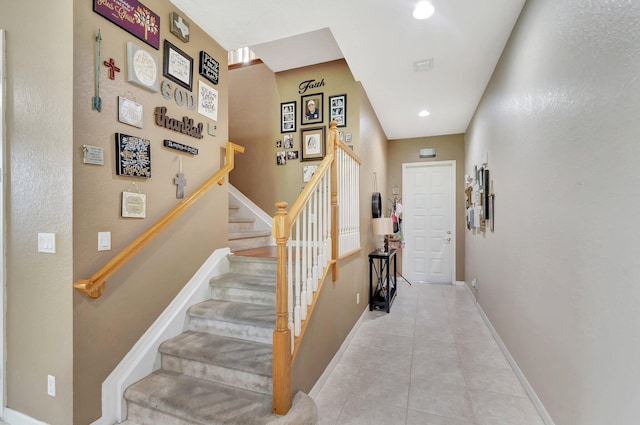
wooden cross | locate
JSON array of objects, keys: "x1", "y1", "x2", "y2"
[
  {"x1": 174, "y1": 158, "x2": 186, "y2": 198},
  {"x1": 174, "y1": 172, "x2": 186, "y2": 198},
  {"x1": 103, "y1": 58, "x2": 120, "y2": 80}
]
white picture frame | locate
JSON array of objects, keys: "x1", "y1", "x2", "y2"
[
  {"x1": 198, "y1": 80, "x2": 218, "y2": 121},
  {"x1": 126, "y1": 42, "x2": 159, "y2": 92},
  {"x1": 121, "y1": 191, "x2": 146, "y2": 218},
  {"x1": 118, "y1": 96, "x2": 144, "y2": 128}
]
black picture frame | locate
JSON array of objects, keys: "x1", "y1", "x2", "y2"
[
  {"x1": 163, "y1": 40, "x2": 193, "y2": 91},
  {"x1": 301, "y1": 126, "x2": 326, "y2": 161},
  {"x1": 199, "y1": 50, "x2": 219, "y2": 85},
  {"x1": 115, "y1": 133, "x2": 151, "y2": 178},
  {"x1": 328, "y1": 94, "x2": 347, "y2": 127},
  {"x1": 281, "y1": 101, "x2": 296, "y2": 133},
  {"x1": 301, "y1": 93, "x2": 323, "y2": 125}
]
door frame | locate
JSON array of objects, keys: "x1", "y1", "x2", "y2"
[
  {"x1": 0, "y1": 28, "x2": 6, "y2": 416},
  {"x1": 402, "y1": 160, "x2": 456, "y2": 284}
]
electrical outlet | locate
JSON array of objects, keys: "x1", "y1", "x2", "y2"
[
  {"x1": 47, "y1": 375, "x2": 56, "y2": 397},
  {"x1": 471, "y1": 278, "x2": 478, "y2": 288},
  {"x1": 356, "y1": 293, "x2": 360, "y2": 304}
]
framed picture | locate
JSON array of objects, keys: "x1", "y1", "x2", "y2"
[
  {"x1": 283, "y1": 134, "x2": 294, "y2": 149},
  {"x1": 169, "y1": 11, "x2": 190, "y2": 43},
  {"x1": 163, "y1": 40, "x2": 193, "y2": 91},
  {"x1": 281, "y1": 101, "x2": 296, "y2": 133},
  {"x1": 197, "y1": 80, "x2": 218, "y2": 121},
  {"x1": 287, "y1": 151, "x2": 299, "y2": 160},
  {"x1": 94, "y1": 0, "x2": 160, "y2": 50},
  {"x1": 122, "y1": 191, "x2": 146, "y2": 218},
  {"x1": 303, "y1": 165, "x2": 318, "y2": 183},
  {"x1": 301, "y1": 93, "x2": 323, "y2": 125},
  {"x1": 115, "y1": 133, "x2": 151, "y2": 178},
  {"x1": 276, "y1": 151, "x2": 286, "y2": 166},
  {"x1": 127, "y1": 42, "x2": 159, "y2": 92},
  {"x1": 199, "y1": 51, "x2": 219, "y2": 85},
  {"x1": 301, "y1": 126, "x2": 325, "y2": 161},
  {"x1": 329, "y1": 94, "x2": 347, "y2": 127},
  {"x1": 118, "y1": 96, "x2": 144, "y2": 128}
]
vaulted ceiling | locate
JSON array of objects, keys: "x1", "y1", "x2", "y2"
[{"x1": 170, "y1": 0, "x2": 525, "y2": 140}]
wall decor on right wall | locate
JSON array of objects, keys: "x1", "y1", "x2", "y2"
[
  {"x1": 281, "y1": 101, "x2": 296, "y2": 133},
  {"x1": 301, "y1": 93, "x2": 323, "y2": 125},
  {"x1": 301, "y1": 126, "x2": 325, "y2": 161},
  {"x1": 329, "y1": 94, "x2": 347, "y2": 127}
]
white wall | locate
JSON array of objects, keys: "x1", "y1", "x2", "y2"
[{"x1": 465, "y1": 1, "x2": 640, "y2": 425}]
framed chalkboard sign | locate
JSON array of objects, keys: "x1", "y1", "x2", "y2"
[
  {"x1": 199, "y1": 51, "x2": 219, "y2": 85},
  {"x1": 115, "y1": 133, "x2": 151, "y2": 178}
]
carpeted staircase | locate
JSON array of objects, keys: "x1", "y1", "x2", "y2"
[
  {"x1": 120, "y1": 253, "x2": 317, "y2": 425},
  {"x1": 228, "y1": 204, "x2": 272, "y2": 252}
]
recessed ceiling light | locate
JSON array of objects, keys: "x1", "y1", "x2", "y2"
[
  {"x1": 419, "y1": 110, "x2": 431, "y2": 117},
  {"x1": 413, "y1": 1, "x2": 435, "y2": 20}
]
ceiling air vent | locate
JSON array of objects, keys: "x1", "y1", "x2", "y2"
[{"x1": 413, "y1": 58, "x2": 434, "y2": 72}]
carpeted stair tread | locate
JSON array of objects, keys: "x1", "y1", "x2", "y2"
[
  {"x1": 229, "y1": 216, "x2": 256, "y2": 223},
  {"x1": 210, "y1": 272, "x2": 276, "y2": 289},
  {"x1": 229, "y1": 230, "x2": 271, "y2": 240},
  {"x1": 160, "y1": 331, "x2": 272, "y2": 376},
  {"x1": 125, "y1": 370, "x2": 272, "y2": 425},
  {"x1": 188, "y1": 299, "x2": 276, "y2": 328}
]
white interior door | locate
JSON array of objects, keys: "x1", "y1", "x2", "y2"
[{"x1": 402, "y1": 161, "x2": 455, "y2": 283}]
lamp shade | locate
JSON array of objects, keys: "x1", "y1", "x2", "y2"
[{"x1": 372, "y1": 217, "x2": 394, "y2": 236}]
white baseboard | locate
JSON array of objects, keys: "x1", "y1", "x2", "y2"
[
  {"x1": 454, "y1": 280, "x2": 465, "y2": 286},
  {"x1": 309, "y1": 307, "x2": 368, "y2": 399},
  {"x1": 4, "y1": 408, "x2": 48, "y2": 425},
  {"x1": 474, "y1": 301, "x2": 556, "y2": 425},
  {"x1": 90, "y1": 248, "x2": 231, "y2": 425}
]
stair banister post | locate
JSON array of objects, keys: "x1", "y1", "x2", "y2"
[
  {"x1": 329, "y1": 121, "x2": 339, "y2": 281},
  {"x1": 272, "y1": 201, "x2": 292, "y2": 415}
]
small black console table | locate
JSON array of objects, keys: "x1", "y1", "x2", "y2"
[{"x1": 368, "y1": 249, "x2": 397, "y2": 313}]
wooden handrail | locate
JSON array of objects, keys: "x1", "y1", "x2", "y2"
[{"x1": 74, "y1": 142, "x2": 245, "y2": 299}]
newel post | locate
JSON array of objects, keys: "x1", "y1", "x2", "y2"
[
  {"x1": 329, "y1": 121, "x2": 339, "y2": 281},
  {"x1": 272, "y1": 201, "x2": 292, "y2": 415}
]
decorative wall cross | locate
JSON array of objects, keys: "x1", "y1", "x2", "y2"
[
  {"x1": 103, "y1": 58, "x2": 120, "y2": 80},
  {"x1": 174, "y1": 157, "x2": 187, "y2": 199}
]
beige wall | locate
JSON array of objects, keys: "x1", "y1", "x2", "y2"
[
  {"x1": 0, "y1": 1, "x2": 74, "y2": 424},
  {"x1": 465, "y1": 1, "x2": 640, "y2": 424},
  {"x1": 229, "y1": 61, "x2": 389, "y2": 393},
  {"x1": 230, "y1": 60, "x2": 361, "y2": 214},
  {"x1": 386, "y1": 134, "x2": 465, "y2": 280},
  {"x1": 72, "y1": 2, "x2": 230, "y2": 423}
]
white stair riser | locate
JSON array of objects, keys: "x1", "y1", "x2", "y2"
[
  {"x1": 210, "y1": 286, "x2": 275, "y2": 306},
  {"x1": 229, "y1": 236, "x2": 272, "y2": 252},
  {"x1": 162, "y1": 355, "x2": 272, "y2": 395},
  {"x1": 188, "y1": 316, "x2": 273, "y2": 344}
]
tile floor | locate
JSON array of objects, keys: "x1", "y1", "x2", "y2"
[{"x1": 313, "y1": 281, "x2": 545, "y2": 425}]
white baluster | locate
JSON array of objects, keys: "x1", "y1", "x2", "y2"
[{"x1": 301, "y1": 207, "x2": 308, "y2": 317}]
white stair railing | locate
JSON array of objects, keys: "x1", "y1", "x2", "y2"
[{"x1": 272, "y1": 121, "x2": 361, "y2": 415}]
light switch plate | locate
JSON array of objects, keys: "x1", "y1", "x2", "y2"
[
  {"x1": 38, "y1": 233, "x2": 56, "y2": 254},
  {"x1": 98, "y1": 232, "x2": 111, "y2": 251}
]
